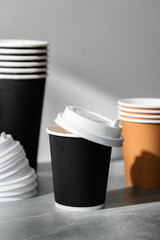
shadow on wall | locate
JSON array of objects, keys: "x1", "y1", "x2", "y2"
[{"x1": 131, "y1": 151, "x2": 160, "y2": 188}]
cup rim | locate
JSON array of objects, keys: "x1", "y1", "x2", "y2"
[
  {"x1": 118, "y1": 110, "x2": 160, "y2": 119},
  {"x1": 0, "y1": 48, "x2": 48, "y2": 54},
  {"x1": 118, "y1": 105, "x2": 160, "y2": 113},
  {"x1": 0, "y1": 67, "x2": 47, "y2": 73},
  {"x1": 118, "y1": 98, "x2": 160, "y2": 109},
  {"x1": 119, "y1": 116, "x2": 160, "y2": 123},
  {"x1": 0, "y1": 55, "x2": 48, "y2": 61},
  {"x1": 0, "y1": 61, "x2": 47, "y2": 67},
  {"x1": 46, "y1": 125, "x2": 81, "y2": 138},
  {"x1": 0, "y1": 74, "x2": 47, "y2": 79},
  {"x1": 0, "y1": 39, "x2": 49, "y2": 48}
]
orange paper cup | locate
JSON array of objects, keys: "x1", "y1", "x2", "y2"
[{"x1": 121, "y1": 120, "x2": 160, "y2": 188}]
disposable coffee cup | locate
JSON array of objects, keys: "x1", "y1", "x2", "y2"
[
  {"x1": 0, "y1": 76, "x2": 46, "y2": 170},
  {"x1": 118, "y1": 98, "x2": 160, "y2": 188},
  {"x1": 121, "y1": 120, "x2": 160, "y2": 188},
  {"x1": 47, "y1": 125, "x2": 111, "y2": 211},
  {"x1": 47, "y1": 106, "x2": 123, "y2": 211}
]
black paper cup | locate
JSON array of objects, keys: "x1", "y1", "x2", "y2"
[
  {"x1": 0, "y1": 77, "x2": 46, "y2": 170},
  {"x1": 47, "y1": 125, "x2": 112, "y2": 211}
]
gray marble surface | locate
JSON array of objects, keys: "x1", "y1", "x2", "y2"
[{"x1": 0, "y1": 159, "x2": 160, "y2": 240}]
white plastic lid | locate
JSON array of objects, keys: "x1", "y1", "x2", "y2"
[{"x1": 55, "y1": 106, "x2": 123, "y2": 147}]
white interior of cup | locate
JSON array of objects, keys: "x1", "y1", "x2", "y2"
[
  {"x1": 46, "y1": 125, "x2": 80, "y2": 138},
  {"x1": 118, "y1": 98, "x2": 160, "y2": 108}
]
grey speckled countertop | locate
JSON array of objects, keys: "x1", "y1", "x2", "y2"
[{"x1": 0, "y1": 159, "x2": 160, "y2": 240}]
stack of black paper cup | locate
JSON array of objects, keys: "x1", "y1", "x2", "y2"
[{"x1": 0, "y1": 39, "x2": 49, "y2": 170}]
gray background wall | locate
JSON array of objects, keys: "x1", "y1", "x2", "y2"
[{"x1": 1, "y1": 0, "x2": 160, "y2": 161}]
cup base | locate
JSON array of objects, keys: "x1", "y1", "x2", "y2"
[{"x1": 55, "y1": 202, "x2": 105, "y2": 212}]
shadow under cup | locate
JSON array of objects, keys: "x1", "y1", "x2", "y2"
[
  {"x1": 0, "y1": 78, "x2": 46, "y2": 170},
  {"x1": 48, "y1": 126, "x2": 112, "y2": 210}
]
